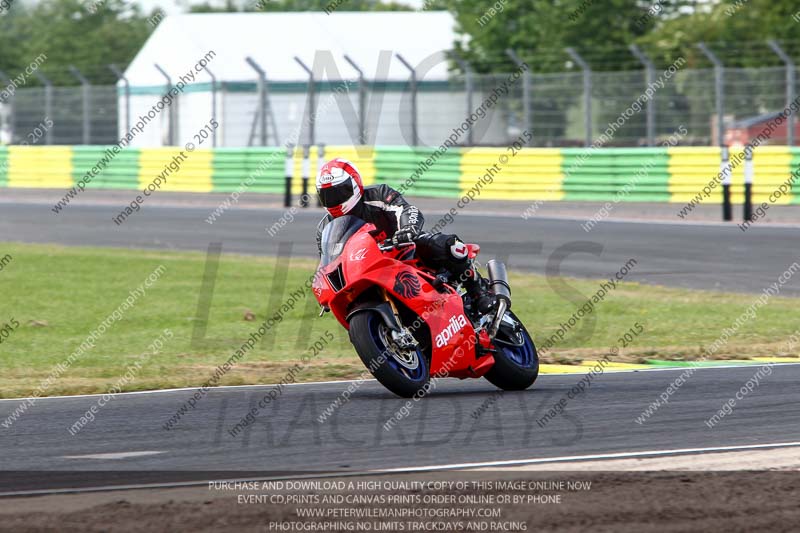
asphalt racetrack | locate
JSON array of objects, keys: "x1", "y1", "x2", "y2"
[
  {"x1": 1, "y1": 190, "x2": 799, "y2": 295},
  {"x1": 1, "y1": 364, "x2": 800, "y2": 493},
  {"x1": 1, "y1": 191, "x2": 799, "y2": 495}
]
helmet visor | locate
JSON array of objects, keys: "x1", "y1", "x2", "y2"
[{"x1": 318, "y1": 181, "x2": 354, "y2": 208}]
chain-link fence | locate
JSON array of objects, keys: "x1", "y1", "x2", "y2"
[
  {"x1": 9, "y1": 85, "x2": 118, "y2": 145},
  {"x1": 2, "y1": 64, "x2": 798, "y2": 148}
]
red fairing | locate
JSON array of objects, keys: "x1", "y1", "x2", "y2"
[{"x1": 312, "y1": 222, "x2": 495, "y2": 378}]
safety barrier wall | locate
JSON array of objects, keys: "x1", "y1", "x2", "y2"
[
  {"x1": 562, "y1": 147, "x2": 671, "y2": 202},
  {"x1": 73, "y1": 146, "x2": 140, "y2": 190},
  {"x1": 377, "y1": 146, "x2": 461, "y2": 198},
  {"x1": 793, "y1": 148, "x2": 800, "y2": 205},
  {"x1": 1, "y1": 145, "x2": 798, "y2": 204},
  {"x1": 667, "y1": 146, "x2": 799, "y2": 205},
  {"x1": 0, "y1": 147, "x2": 7, "y2": 188}
]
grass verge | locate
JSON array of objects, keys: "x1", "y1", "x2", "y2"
[{"x1": 0, "y1": 242, "x2": 797, "y2": 397}]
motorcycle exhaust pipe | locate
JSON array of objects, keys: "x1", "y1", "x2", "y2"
[
  {"x1": 487, "y1": 260, "x2": 511, "y2": 306},
  {"x1": 486, "y1": 260, "x2": 511, "y2": 338}
]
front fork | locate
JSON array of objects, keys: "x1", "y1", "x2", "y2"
[{"x1": 382, "y1": 288, "x2": 417, "y2": 351}]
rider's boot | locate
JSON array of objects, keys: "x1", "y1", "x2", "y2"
[
  {"x1": 454, "y1": 260, "x2": 495, "y2": 315},
  {"x1": 416, "y1": 233, "x2": 496, "y2": 314}
]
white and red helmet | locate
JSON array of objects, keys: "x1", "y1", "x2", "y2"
[{"x1": 316, "y1": 158, "x2": 364, "y2": 217}]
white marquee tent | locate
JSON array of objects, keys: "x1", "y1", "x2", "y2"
[
  {"x1": 120, "y1": 12, "x2": 479, "y2": 147},
  {"x1": 125, "y1": 12, "x2": 457, "y2": 84}
]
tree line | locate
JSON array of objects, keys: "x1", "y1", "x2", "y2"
[{"x1": 0, "y1": 0, "x2": 798, "y2": 85}]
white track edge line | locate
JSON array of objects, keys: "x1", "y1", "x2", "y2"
[
  {"x1": 1, "y1": 362, "x2": 798, "y2": 403},
  {"x1": 378, "y1": 441, "x2": 800, "y2": 473},
  {"x1": 0, "y1": 441, "x2": 799, "y2": 498}
]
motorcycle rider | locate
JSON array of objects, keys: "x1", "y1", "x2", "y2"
[{"x1": 315, "y1": 157, "x2": 495, "y2": 313}]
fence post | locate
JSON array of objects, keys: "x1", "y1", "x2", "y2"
[
  {"x1": 697, "y1": 43, "x2": 725, "y2": 147},
  {"x1": 294, "y1": 56, "x2": 316, "y2": 147},
  {"x1": 32, "y1": 71, "x2": 53, "y2": 145},
  {"x1": 720, "y1": 145, "x2": 732, "y2": 222},
  {"x1": 206, "y1": 65, "x2": 218, "y2": 147},
  {"x1": 154, "y1": 63, "x2": 176, "y2": 145},
  {"x1": 767, "y1": 39, "x2": 796, "y2": 147},
  {"x1": 506, "y1": 49, "x2": 532, "y2": 146},
  {"x1": 68, "y1": 66, "x2": 91, "y2": 145},
  {"x1": 566, "y1": 48, "x2": 592, "y2": 147},
  {"x1": 284, "y1": 143, "x2": 294, "y2": 207},
  {"x1": 629, "y1": 44, "x2": 656, "y2": 146},
  {"x1": 0, "y1": 69, "x2": 15, "y2": 144},
  {"x1": 245, "y1": 56, "x2": 269, "y2": 146},
  {"x1": 344, "y1": 55, "x2": 366, "y2": 145},
  {"x1": 395, "y1": 53, "x2": 418, "y2": 147},
  {"x1": 452, "y1": 52, "x2": 475, "y2": 146},
  {"x1": 317, "y1": 143, "x2": 325, "y2": 207},
  {"x1": 743, "y1": 145, "x2": 754, "y2": 222},
  {"x1": 108, "y1": 64, "x2": 130, "y2": 136}
]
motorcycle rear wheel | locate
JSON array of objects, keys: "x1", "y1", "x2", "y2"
[
  {"x1": 484, "y1": 310, "x2": 539, "y2": 391},
  {"x1": 349, "y1": 311, "x2": 430, "y2": 398}
]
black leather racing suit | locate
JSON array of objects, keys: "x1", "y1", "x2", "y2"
[{"x1": 315, "y1": 184, "x2": 475, "y2": 285}]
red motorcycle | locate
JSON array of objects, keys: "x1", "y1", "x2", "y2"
[{"x1": 312, "y1": 215, "x2": 539, "y2": 397}]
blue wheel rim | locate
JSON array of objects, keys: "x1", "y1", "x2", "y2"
[
  {"x1": 495, "y1": 318, "x2": 537, "y2": 368},
  {"x1": 368, "y1": 314, "x2": 427, "y2": 381}
]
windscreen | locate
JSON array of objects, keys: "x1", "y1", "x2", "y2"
[{"x1": 319, "y1": 215, "x2": 366, "y2": 267}]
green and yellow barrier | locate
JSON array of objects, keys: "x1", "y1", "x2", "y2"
[
  {"x1": 668, "y1": 146, "x2": 798, "y2": 205},
  {"x1": 0, "y1": 145, "x2": 797, "y2": 205},
  {"x1": 72, "y1": 146, "x2": 140, "y2": 190},
  {"x1": 0, "y1": 146, "x2": 8, "y2": 188},
  {"x1": 792, "y1": 148, "x2": 800, "y2": 205},
  {"x1": 749, "y1": 146, "x2": 795, "y2": 205},
  {"x1": 212, "y1": 147, "x2": 287, "y2": 194},
  {"x1": 563, "y1": 147, "x2": 671, "y2": 202},
  {"x1": 376, "y1": 146, "x2": 461, "y2": 198},
  {"x1": 461, "y1": 147, "x2": 564, "y2": 201},
  {"x1": 138, "y1": 148, "x2": 214, "y2": 193},
  {"x1": 667, "y1": 146, "x2": 721, "y2": 203},
  {"x1": 7, "y1": 146, "x2": 73, "y2": 188}
]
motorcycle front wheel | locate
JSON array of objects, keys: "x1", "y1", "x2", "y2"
[
  {"x1": 349, "y1": 311, "x2": 430, "y2": 398},
  {"x1": 484, "y1": 310, "x2": 539, "y2": 391}
]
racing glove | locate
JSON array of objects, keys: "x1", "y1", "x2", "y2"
[{"x1": 390, "y1": 226, "x2": 420, "y2": 246}]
